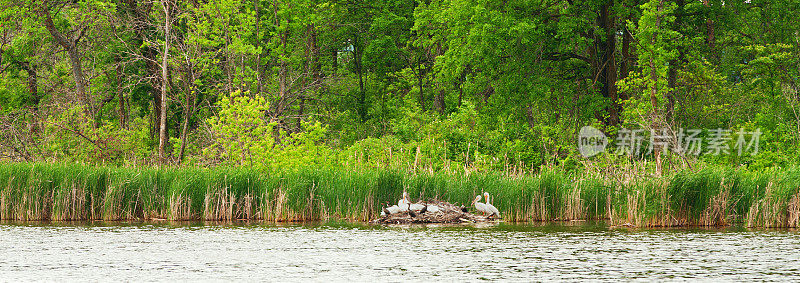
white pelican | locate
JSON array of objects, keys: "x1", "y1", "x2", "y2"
[
  {"x1": 483, "y1": 192, "x2": 501, "y2": 217},
  {"x1": 472, "y1": 195, "x2": 490, "y2": 216},
  {"x1": 398, "y1": 191, "x2": 410, "y2": 207},
  {"x1": 380, "y1": 203, "x2": 406, "y2": 217},
  {"x1": 400, "y1": 191, "x2": 426, "y2": 211},
  {"x1": 409, "y1": 203, "x2": 426, "y2": 211}
]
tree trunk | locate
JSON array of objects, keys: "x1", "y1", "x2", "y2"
[
  {"x1": 354, "y1": 34, "x2": 366, "y2": 122},
  {"x1": 273, "y1": 0, "x2": 289, "y2": 119},
  {"x1": 159, "y1": 0, "x2": 171, "y2": 164},
  {"x1": 651, "y1": 0, "x2": 664, "y2": 176},
  {"x1": 18, "y1": 62, "x2": 39, "y2": 111},
  {"x1": 332, "y1": 48, "x2": 338, "y2": 70},
  {"x1": 703, "y1": 0, "x2": 715, "y2": 49},
  {"x1": 595, "y1": 0, "x2": 618, "y2": 125},
  {"x1": 458, "y1": 85, "x2": 463, "y2": 108},
  {"x1": 456, "y1": 68, "x2": 467, "y2": 108},
  {"x1": 279, "y1": 19, "x2": 288, "y2": 116},
  {"x1": 118, "y1": 88, "x2": 127, "y2": 130},
  {"x1": 121, "y1": 0, "x2": 162, "y2": 145},
  {"x1": 224, "y1": 22, "x2": 232, "y2": 95},
  {"x1": 434, "y1": 89, "x2": 445, "y2": 115},
  {"x1": 114, "y1": 60, "x2": 128, "y2": 129},
  {"x1": 67, "y1": 48, "x2": 90, "y2": 111},
  {"x1": 178, "y1": 81, "x2": 192, "y2": 164},
  {"x1": 666, "y1": 0, "x2": 685, "y2": 124},
  {"x1": 40, "y1": 9, "x2": 91, "y2": 115},
  {"x1": 417, "y1": 57, "x2": 425, "y2": 110},
  {"x1": 619, "y1": 24, "x2": 633, "y2": 103},
  {"x1": 310, "y1": 24, "x2": 322, "y2": 96},
  {"x1": 298, "y1": 23, "x2": 317, "y2": 129},
  {"x1": 255, "y1": 0, "x2": 263, "y2": 95}
]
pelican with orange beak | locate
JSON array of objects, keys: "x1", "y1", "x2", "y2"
[{"x1": 483, "y1": 192, "x2": 500, "y2": 218}]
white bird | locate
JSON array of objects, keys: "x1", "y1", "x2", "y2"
[
  {"x1": 483, "y1": 192, "x2": 501, "y2": 218},
  {"x1": 382, "y1": 204, "x2": 405, "y2": 215},
  {"x1": 473, "y1": 195, "x2": 490, "y2": 216},
  {"x1": 426, "y1": 205, "x2": 441, "y2": 213},
  {"x1": 409, "y1": 203, "x2": 426, "y2": 211},
  {"x1": 398, "y1": 191, "x2": 410, "y2": 207}
]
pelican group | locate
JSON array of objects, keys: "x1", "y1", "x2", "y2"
[
  {"x1": 381, "y1": 191, "x2": 439, "y2": 217},
  {"x1": 380, "y1": 191, "x2": 498, "y2": 219}
]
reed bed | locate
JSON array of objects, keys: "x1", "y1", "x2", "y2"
[{"x1": 1, "y1": 162, "x2": 799, "y2": 227}]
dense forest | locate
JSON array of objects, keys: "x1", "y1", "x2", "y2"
[{"x1": 1, "y1": 0, "x2": 798, "y2": 174}]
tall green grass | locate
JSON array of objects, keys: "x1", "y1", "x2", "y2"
[{"x1": 1, "y1": 162, "x2": 799, "y2": 227}]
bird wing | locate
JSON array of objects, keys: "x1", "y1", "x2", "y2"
[
  {"x1": 476, "y1": 203, "x2": 489, "y2": 214},
  {"x1": 387, "y1": 205, "x2": 403, "y2": 214},
  {"x1": 410, "y1": 203, "x2": 425, "y2": 211},
  {"x1": 487, "y1": 203, "x2": 500, "y2": 216}
]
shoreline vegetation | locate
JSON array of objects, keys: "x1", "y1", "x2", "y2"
[
  {"x1": 3, "y1": 2, "x2": 800, "y2": 231},
  {"x1": 3, "y1": 162, "x2": 799, "y2": 228}
]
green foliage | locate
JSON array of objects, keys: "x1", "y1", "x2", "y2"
[
  {"x1": 203, "y1": 91, "x2": 276, "y2": 166},
  {"x1": 41, "y1": 106, "x2": 150, "y2": 164},
  {"x1": 1, "y1": 0, "x2": 800, "y2": 179},
  {"x1": 618, "y1": 0, "x2": 679, "y2": 127},
  {"x1": 203, "y1": 91, "x2": 331, "y2": 170}
]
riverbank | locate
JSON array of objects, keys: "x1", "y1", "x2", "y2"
[{"x1": 1, "y1": 162, "x2": 798, "y2": 227}]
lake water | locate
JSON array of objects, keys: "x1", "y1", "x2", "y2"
[{"x1": 1, "y1": 221, "x2": 799, "y2": 281}]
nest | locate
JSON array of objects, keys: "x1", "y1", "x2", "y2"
[{"x1": 371, "y1": 199, "x2": 498, "y2": 224}]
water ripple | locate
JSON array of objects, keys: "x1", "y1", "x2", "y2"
[{"x1": 0, "y1": 222, "x2": 799, "y2": 281}]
